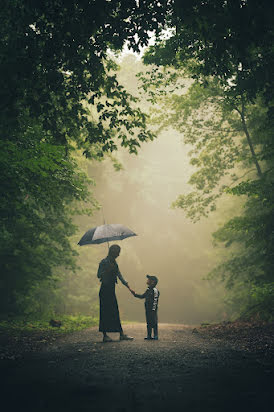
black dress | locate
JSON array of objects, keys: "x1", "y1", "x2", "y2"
[
  {"x1": 97, "y1": 256, "x2": 128, "y2": 333},
  {"x1": 99, "y1": 284, "x2": 122, "y2": 332}
]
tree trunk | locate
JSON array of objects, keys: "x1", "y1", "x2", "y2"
[{"x1": 236, "y1": 97, "x2": 262, "y2": 178}]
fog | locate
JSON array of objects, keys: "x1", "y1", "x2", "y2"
[{"x1": 76, "y1": 55, "x2": 227, "y2": 325}]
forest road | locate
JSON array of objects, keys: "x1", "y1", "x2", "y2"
[{"x1": 1, "y1": 323, "x2": 273, "y2": 412}]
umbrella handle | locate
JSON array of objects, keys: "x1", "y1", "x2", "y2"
[
  {"x1": 101, "y1": 208, "x2": 110, "y2": 251},
  {"x1": 101, "y1": 208, "x2": 106, "y2": 225}
]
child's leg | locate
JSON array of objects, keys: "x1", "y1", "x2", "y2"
[
  {"x1": 153, "y1": 312, "x2": 158, "y2": 339},
  {"x1": 153, "y1": 324, "x2": 158, "y2": 339},
  {"x1": 145, "y1": 308, "x2": 152, "y2": 339},
  {"x1": 146, "y1": 324, "x2": 152, "y2": 339}
]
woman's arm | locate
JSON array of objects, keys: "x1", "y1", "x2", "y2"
[{"x1": 117, "y1": 268, "x2": 129, "y2": 287}]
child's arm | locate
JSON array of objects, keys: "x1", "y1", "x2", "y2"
[{"x1": 132, "y1": 290, "x2": 147, "y2": 299}]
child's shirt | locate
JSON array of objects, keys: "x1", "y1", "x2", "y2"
[{"x1": 134, "y1": 286, "x2": 160, "y2": 311}]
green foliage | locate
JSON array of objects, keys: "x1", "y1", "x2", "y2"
[
  {"x1": 140, "y1": 73, "x2": 267, "y2": 220},
  {"x1": 0, "y1": 1, "x2": 169, "y2": 315},
  {"x1": 145, "y1": 0, "x2": 274, "y2": 102},
  {"x1": 0, "y1": 1, "x2": 167, "y2": 155},
  {"x1": 140, "y1": 1, "x2": 274, "y2": 320},
  {"x1": 209, "y1": 170, "x2": 274, "y2": 319},
  {"x1": 0, "y1": 315, "x2": 97, "y2": 334},
  {"x1": 145, "y1": 77, "x2": 274, "y2": 318},
  {"x1": 0, "y1": 116, "x2": 92, "y2": 313},
  {"x1": 1, "y1": 0, "x2": 273, "y2": 321}
]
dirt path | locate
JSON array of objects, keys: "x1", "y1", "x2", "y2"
[{"x1": 1, "y1": 323, "x2": 273, "y2": 412}]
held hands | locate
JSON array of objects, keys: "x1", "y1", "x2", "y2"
[{"x1": 128, "y1": 286, "x2": 136, "y2": 295}]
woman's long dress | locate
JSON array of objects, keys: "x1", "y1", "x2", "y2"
[
  {"x1": 99, "y1": 283, "x2": 122, "y2": 332},
  {"x1": 97, "y1": 256, "x2": 128, "y2": 333}
]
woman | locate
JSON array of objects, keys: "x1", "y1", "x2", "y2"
[{"x1": 97, "y1": 244, "x2": 134, "y2": 342}]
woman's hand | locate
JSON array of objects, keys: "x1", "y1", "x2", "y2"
[{"x1": 128, "y1": 286, "x2": 135, "y2": 295}]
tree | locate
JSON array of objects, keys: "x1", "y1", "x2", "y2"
[
  {"x1": 0, "y1": 0, "x2": 169, "y2": 154},
  {"x1": 0, "y1": 1, "x2": 170, "y2": 314},
  {"x1": 145, "y1": 0, "x2": 274, "y2": 104},
  {"x1": 0, "y1": 115, "x2": 92, "y2": 313},
  {"x1": 139, "y1": 0, "x2": 274, "y2": 318}
]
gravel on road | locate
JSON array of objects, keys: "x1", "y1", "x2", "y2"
[{"x1": 1, "y1": 323, "x2": 273, "y2": 412}]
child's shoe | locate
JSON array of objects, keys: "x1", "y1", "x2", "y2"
[
  {"x1": 153, "y1": 336, "x2": 159, "y2": 340},
  {"x1": 144, "y1": 336, "x2": 153, "y2": 340}
]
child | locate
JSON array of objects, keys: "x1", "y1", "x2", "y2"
[{"x1": 132, "y1": 275, "x2": 160, "y2": 340}]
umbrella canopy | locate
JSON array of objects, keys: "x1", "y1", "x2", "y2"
[{"x1": 78, "y1": 224, "x2": 137, "y2": 246}]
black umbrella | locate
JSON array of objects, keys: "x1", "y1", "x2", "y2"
[{"x1": 78, "y1": 224, "x2": 137, "y2": 246}]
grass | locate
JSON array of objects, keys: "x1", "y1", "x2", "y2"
[{"x1": 0, "y1": 314, "x2": 98, "y2": 335}]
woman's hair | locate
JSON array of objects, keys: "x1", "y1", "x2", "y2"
[{"x1": 109, "y1": 244, "x2": 121, "y2": 257}]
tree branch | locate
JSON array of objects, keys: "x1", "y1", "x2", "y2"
[
  {"x1": 235, "y1": 97, "x2": 262, "y2": 178},
  {"x1": 227, "y1": 168, "x2": 257, "y2": 188}
]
